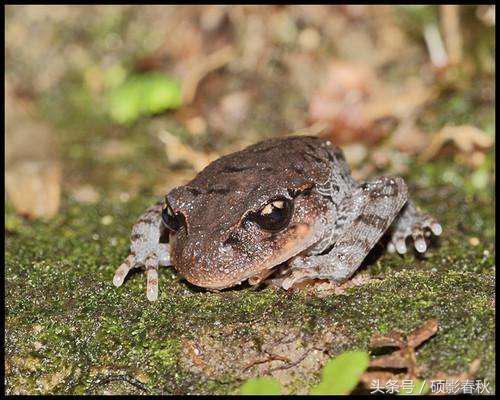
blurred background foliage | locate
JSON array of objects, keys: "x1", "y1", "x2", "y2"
[
  {"x1": 5, "y1": 5, "x2": 494, "y2": 219},
  {"x1": 4, "y1": 6, "x2": 495, "y2": 395}
]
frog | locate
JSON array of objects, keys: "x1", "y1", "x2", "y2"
[{"x1": 113, "y1": 136, "x2": 442, "y2": 301}]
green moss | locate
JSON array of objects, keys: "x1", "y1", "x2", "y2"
[{"x1": 6, "y1": 183, "x2": 495, "y2": 393}]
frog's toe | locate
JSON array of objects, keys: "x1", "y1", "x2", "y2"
[
  {"x1": 430, "y1": 222, "x2": 442, "y2": 236},
  {"x1": 391, "y1": 234, "x2": 408, "y2": 255},
  {"x1": 282, "y1": 275, "x2": 298, "y2": 290},
  {"x1": 420, "y1": 214, "x2": 442, "y2": 236},
  {"x1": 411, "y1": 227, "x2": 427, "y2": 253},
  {"x1": 113, "y1": 254, "x2": 136, "y2": 287},
  {"x1": 145, "y1": 257, "x2": 159, "y2": 302},
  {"x1": 390, "y1": 212, "x2": 442, "y2": 255},
  {"x1": 410, "y1": 217, "x2": 442, "y2": 253}
]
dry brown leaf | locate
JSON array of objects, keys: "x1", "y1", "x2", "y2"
[
  {"x1": 407, "y1": 319, "x2": 439, "y2": 349},
  {"x1": 440, "y1": 5, "x2": 462, "y2": 66},
  {"x1": 6, "y1": 85, "x2": 62, "y2": 219},
  {"x1": 157, "y1": 129, "x2": 219, "y2": 171},
  {"x1": 366, "y1": 319, "x2": 440, "y2": 383},
  {"x1": 419, "y1": 125, "x2": 493, "y2": 163},
  {"x1": 370, "y1": 331, "x2": 404, "y2": 349},
  {"x1": 6, "y1": 161, "x2": 62, "y2": 219},
  {"x1": 182, "y1": 46, "x2": 236, "y2": 104},
  {"x1": 298, "y1": 272, "x2": 380, "y2": 298},
  {"x1": 370, "y1": 352, "x2": 410, "y2": 370},
  {"x1": 182, "y1": 338, "x2": 208, "y2": 371},
  {"x1": 310, "y1": 60, "x2": 436, "y2": 145},
  {"x1": 40, "y1": 364, "x2": 72, "y2": 392},
  {"x1": 364, "y1": 79, "x2": 437, "y2": 122}
]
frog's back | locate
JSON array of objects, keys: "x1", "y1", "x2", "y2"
[
  {"x1": 189, "y1": 135, "x2": 338, "y2": 191},
  {"x1": 167, "y1": 135, "x2": 348, "y2": 233}
]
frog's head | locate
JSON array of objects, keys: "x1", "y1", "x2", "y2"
[{"x1": 162, "y1": 136, "x2": 333, "y2": 289}]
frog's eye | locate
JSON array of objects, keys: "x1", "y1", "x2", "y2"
[
  {"x1": 161, "y1": 202, "x2": 181, "y2": 232},
  {"x1": 252, "y1": 198, "x2": 293, "y2": 232}
]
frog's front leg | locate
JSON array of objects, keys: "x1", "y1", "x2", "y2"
[
  {"x1": 387, "y1": 200, "x2": 442, "y2": 254},
  {"x1": 282, "y1": 177, "x2": 408, "y2": 289},
  {"x1": 113, "y1": 203, "x2": 171, "y2": 301}
]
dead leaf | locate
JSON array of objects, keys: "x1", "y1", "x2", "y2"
[
  {"x1": 301, "y1": 272, "x2": 379, "y2": 297},
  {"x1": 441, "y1": 5, "x2": 462, "y2": 66},
  {"x1": 365, "y1": 79, "x2": 437, "y2": 121},
  {"x1": 157, "y1": 129, "x2": 219, "y2": 171},
  {"x1": 407, "y1": 319, "x2": 439, "y2": 349},
  {"x1": 6, "y1": 161, "x2": 62, "y2": 219},
  {"x1": 182, "y1": 46, "x2": 236, "y2": 104},
  {"x1": 366, "y1": 319, "x2": 440, "y2": 382},
  {"x1": 419, "y1": 125, "x2": 493, "y2": 163},
  {"x1": 370, "y1": 352, "x2": 409, "y2": 370},
  {"x1": 6, "y1": 87, "x2": 62, "y2": 219},
  {"x1": 182, "y1": 338, "x2": 208, "y2": 371},
  {"x1": 370, "y1": 331, "x2": 404, "y2": 349},
  {"x1": 310, "y1": 60, "x2": 436, "y2": 145}
]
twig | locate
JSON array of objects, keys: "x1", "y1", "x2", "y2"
[
  {"x1": 182, "y1": 46, "x2": 236, "y2": 104},
  {"x1": 89, "y1": 373, "x2": 150, "y2": 394},
  {"x1": 423, "y1": 23, "x2": 448, "y2": 68},
  {"x1": 243, "y1": 353, "x2": 291, "y2": 372},
  {"x1": 268, "y1": 349, "x2": 312, "y2": 373},
  {"x1": 440, "y1": 5, "x2": 462, "y2": 65}
]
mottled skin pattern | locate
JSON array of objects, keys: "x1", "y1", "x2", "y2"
[{"x1": 113, "y1": 136, "x2": 442, "y2": 301}]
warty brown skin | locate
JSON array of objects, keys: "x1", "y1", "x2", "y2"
[
  {"x1": 166, "y1": 137, "x2": 334, "y2": 288},
  {"x1": 113, "y1": 136, "x2": 442, "y2": 301}
]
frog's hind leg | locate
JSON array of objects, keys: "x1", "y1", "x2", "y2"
[{"x1": 282, "y1": 176, "x2": 408, "y2": 289}]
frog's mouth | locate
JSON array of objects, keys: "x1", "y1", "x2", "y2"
[{"x1": 192, "y1": 221, "x2": 322, "y2": 290}]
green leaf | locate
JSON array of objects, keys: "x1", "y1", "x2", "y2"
[
  {"x1": 399, "y1": 379, "x2": 430, "y2": 395},
  {"x1": 107, "y1": 72, "x2": 182, "y2": 124},
  {"x1": 108, "y1": 82, "x2": 141, "y2": 124},
  {"x1": 239, "y1": 377, "x2": 282, "y2": 395},
  {"x1": 142, "y1": 75, "x2": 182, "y2": 114},
  {"x1": 310, "y1": 351, "x2": 369, "y2": 395}
]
